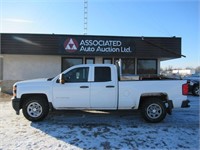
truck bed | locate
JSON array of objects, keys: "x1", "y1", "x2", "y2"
[{"x1": 118, "y1": 80, "x2": 187, "y2": 109}]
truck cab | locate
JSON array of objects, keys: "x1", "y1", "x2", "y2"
[{"x1": 53, "y1": 64, "x2": 118, "y2": 109}]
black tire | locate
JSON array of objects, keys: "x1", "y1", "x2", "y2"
[
  {"x1": 22, "y1": 96, "x2": 49, "y2": 121},
  {"x1": 192, "y1": 85, "x2": 199, "y2": 96},
  {"x1": 141, "y1": 98, "x2": 167, "y2": 123}
]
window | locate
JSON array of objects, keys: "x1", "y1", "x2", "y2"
[
  {"x1": 85, "y1": 58, "x2": 95, "y2": 64},
  {"x1": 114, "y1": 58, "x2": 135, "y2": 75},
  {"x1": 64, "y1": 67, "x2": 89, "y2": 82},
  {"x1": 137, "y1": 59, "x2": 157, "y2": 75},
  {"x1": 62, "y1": 58, "x2": 83, "y2": 71},
  {"x1": 103, "y1": 58, "x2": 112, "y2": 64},
  {"x1": 95, "y1": 67, "x2": 111, "y2": 82},
  {"x1": 121, "y1": 58, "x2": 135, "y2": 75}
]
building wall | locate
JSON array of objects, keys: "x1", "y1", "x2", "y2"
[
  {"x1": 95, "y1": 57, "x2": 102, "y2": 64},
  {"x1": 157, "y1": 59, "x2": 161, "y2": 74},
  {"x1": 0, "y1": 57, "x2": 3, "y2": 80},
  {"x1": 3, "y1": 55, "x2": 61, "y2": 80}
]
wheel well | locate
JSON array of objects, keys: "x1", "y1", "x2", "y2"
[
  {"x1": 193, "y1": 83, "x2": 199, "y2": 88},
  {"x1": 20, "y1": 94, "x2": 48, "y2": 109},
  {"x1": 138, "y1": 93, "x2": 168, "y2": 109}
]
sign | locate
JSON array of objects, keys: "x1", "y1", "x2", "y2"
[
  {"x1": 63, "y1": 36, "x2": 135, "y2": 56},
  {"x1": 64, "y1": 38, "x2": 79, "y2": 52}
]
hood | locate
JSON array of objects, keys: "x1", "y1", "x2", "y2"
[{"x1": 14, "y1": 78, "x2": 49, "y2": 86}]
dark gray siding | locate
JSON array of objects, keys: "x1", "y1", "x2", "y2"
[{"x1": 1, "y1": 33, "x2": 181, "y2": 58}]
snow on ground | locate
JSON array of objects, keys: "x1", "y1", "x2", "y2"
[{"x1": 0, "y1": 95, "x2": 199, "y2": 150}]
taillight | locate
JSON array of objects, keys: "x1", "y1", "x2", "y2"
[{"x1": 182, "y1": 83, "x2": 188, "y2": 95}]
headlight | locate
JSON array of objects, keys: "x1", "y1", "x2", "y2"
[{"x1": 13, "y1": 85, "x2": 17, "y2": 97}]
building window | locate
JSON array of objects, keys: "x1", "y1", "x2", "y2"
[
  {"x1": 121, "y1": 58, "x2": 135, "y2": 75},
  {"x1": 62, "y1": 57, "x2": 83, "y2": 71},
  {"x1": 137, "y1": 59, "x2": 157, "y2": 75},
  {"x1": 64, "y1": 67, "x2": 89, "y2": 82},
  {"x1": 85, "y1": 58, "x2": 95, "y2": 64},
  {"x1": 103, "y1": 58, "x2": 112, "y2": 64},
  {"x1": 95, "y1": 67, "x2": 111, "y2": 82}
]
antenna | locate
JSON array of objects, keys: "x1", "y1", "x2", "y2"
[{"x1": 84, "y1": 0, "x2": 88, "y2": 35}]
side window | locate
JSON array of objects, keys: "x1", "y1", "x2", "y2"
[
  {"x1": 95, "y1": 67, "x2": 111, "y2": 82},
  {"x1": 64, "y1": 67, "x2": 89, "y2": 82}
]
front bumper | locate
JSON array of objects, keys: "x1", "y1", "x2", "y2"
[
  {"x1": 12, "y1": 97, "x2": 21, "y2": 115},
  {"x1": 181, "y1": 100, "x2": 190, "y2": 108}
]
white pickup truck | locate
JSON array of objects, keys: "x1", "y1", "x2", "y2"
[{"x1": 12, "y1": 64, "x2": 190, "y2": 123}]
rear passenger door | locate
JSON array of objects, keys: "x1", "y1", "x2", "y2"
[{"x1": 90, "y1": 66, "x2": 117, "y2": 109}]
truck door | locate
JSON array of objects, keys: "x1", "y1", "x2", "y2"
[
  {"x1": 90, "y1": 66, "x2": 117, "y2": 109},
  {"x1": 53, "y1": 67, "x2": 90, "y2": 108}
]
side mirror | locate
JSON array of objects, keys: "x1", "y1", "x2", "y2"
[{"x1": 59, "y1": 74, "x2": 65, "y2": 84}]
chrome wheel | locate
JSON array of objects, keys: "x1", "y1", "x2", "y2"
[
  {"x1": 27, "y1": 102, "x2": 43, "y2": 118},
  {"x1": 146, "y1": 103, "x2": 162, "y2": 119},
  {"x1": 141, "y1": 98, "x2": 166, "y2": 123}
]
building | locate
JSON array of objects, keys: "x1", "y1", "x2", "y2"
[
  {"x1": 172, "y1": 69, "x2": 195, "y2": 76},
  {"x1": 0, "y1": 33, "x2": 183, "y2": 92}
]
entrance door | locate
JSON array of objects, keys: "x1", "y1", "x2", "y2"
[
  {"x1": 53, "y1": 67, "x2": 90, "y2": 108},
  {"x1": 90, "y1": 66, "x2": 117, "y2": 109}
]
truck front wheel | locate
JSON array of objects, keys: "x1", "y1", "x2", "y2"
[
  {"x1": 22, "y1": 96, "x2": 49, "y2": 121},
  {"x1": 141, "y1": 98, "x2": 167, "y2": 123}
]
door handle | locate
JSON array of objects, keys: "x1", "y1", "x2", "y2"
[
  {"x1": 80, "y1": 86, "x2": 89, "y2": 88},
  {"x1": 106, "y1": 85, "x2": 115, "y2": 88}
]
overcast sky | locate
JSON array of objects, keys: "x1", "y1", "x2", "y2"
[{"x1": 0, "y1": 0, "x2": 199, "y2": 69}]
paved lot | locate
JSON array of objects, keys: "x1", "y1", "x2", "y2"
[{"x1": 0, "y1": 94, "x2": 199, "y2": 150}]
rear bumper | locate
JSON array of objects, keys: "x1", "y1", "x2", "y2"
[
  {"x1": 181, "y1": 100, "x2": 190, "y2": 108},
  {"x1": 11, "y1": 97, "x2": 21, "y2": 115}
]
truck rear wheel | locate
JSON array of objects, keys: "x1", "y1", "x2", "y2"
[
  {"x1": 141, "y1": 98, "x2": 166, "y2": 123},
  {"x1": 22, "y1": 96, "x2": 49, "y2": 121}
]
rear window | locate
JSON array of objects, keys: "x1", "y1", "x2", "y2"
[{"x1": 95, "y1": 67, "x2": 111, "y2": 82}]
